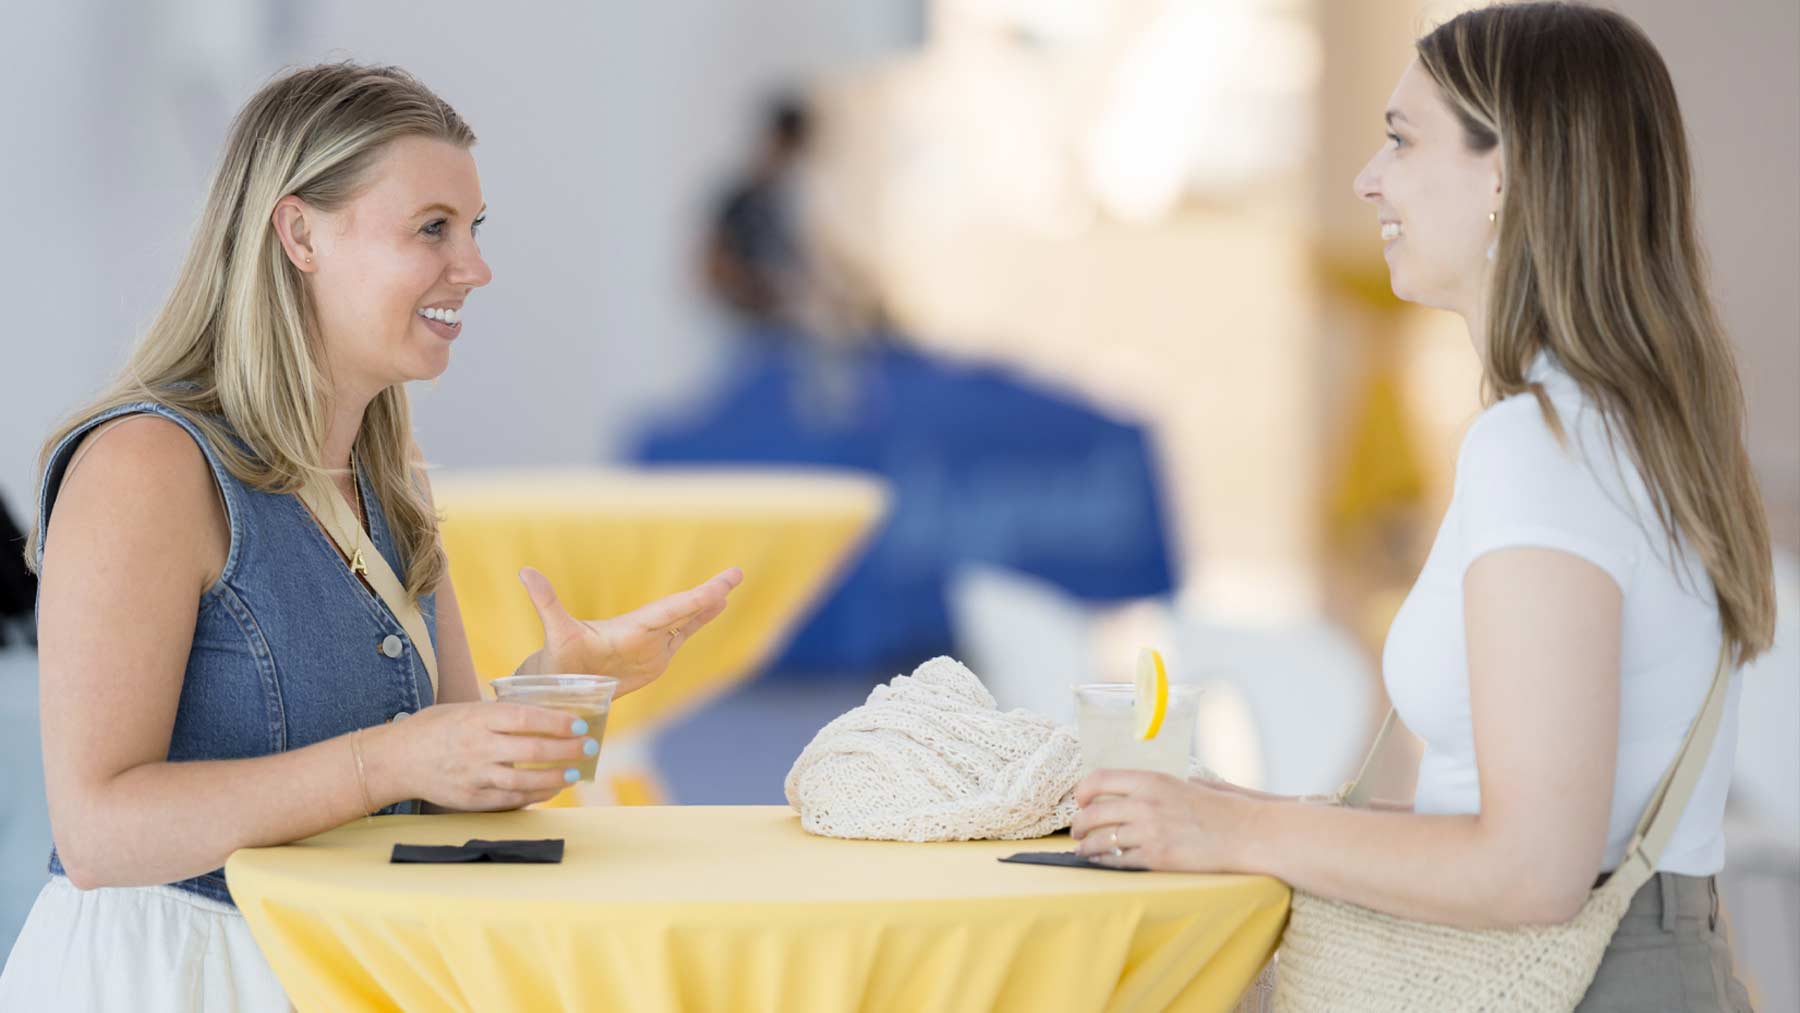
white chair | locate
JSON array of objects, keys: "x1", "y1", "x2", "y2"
[
  {"x1": 947, "y1": 564, "x2": 1376, "y2": 795},
  {"x1": 945, "y1": 564, "x2": 1101, "y2": 727},
  {"x1": 1173, "y1": 614, "x2": 1377, "y2": 797}
]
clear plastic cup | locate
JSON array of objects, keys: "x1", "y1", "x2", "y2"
[
  {"x1": 489, "y1": 674, "x2": 619, "y2": 782},
  {"x1": 1073, "y1": 683, "x2": 1203, "y2": 778}
]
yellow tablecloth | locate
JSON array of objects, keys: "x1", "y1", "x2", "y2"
[
  {"x1": 433, "y1": 468, "x2": 888, "y2": 739},
  {"x1": 227, "y1": 806, "x2": 1289, "y2": 1013}
]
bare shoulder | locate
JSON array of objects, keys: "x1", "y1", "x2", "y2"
[
  {"x1": 62, "y1": 414, "x2": 217, "y2": 501},
  {"x1": 44, "y1": 413, "x2": 230, "y2": 592}
]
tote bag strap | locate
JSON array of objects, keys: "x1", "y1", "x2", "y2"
[
  {"x1": 297, "y1": 477, "x2": 440, "y2": 698},
  {"x1": 1341, "y1": 709, "x2": 1397, "y2": 810},
  {"x1": 1610, "y1": 640, "x2": 1733, "y2": 884}
]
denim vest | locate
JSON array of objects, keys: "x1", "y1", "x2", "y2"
[{"x1": 35, "y1": 401, "x2": 437, "y2": 905}]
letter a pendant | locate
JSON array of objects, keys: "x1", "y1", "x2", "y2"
[{"x1": 350, "y1": 546, "x2": 368, "y2": 577}]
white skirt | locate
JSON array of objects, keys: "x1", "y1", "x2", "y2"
[{"x1": 0, "y1": 875, "x2": 289, "y2": 1012}]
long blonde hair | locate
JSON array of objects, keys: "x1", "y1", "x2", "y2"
[
  {"x1": 1418, "y1": 2, "x2": 1775, "y2": 664},
  {"x1": 26, "y1": 62, "x2": 474, "y2": 600}
]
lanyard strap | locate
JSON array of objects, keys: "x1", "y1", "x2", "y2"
[{"x1": 296, "y1": 476, "x2": 440, "y2": 698}]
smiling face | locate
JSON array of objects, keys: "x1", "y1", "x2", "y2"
[
  {"x1": 1353, "y1": 60, "x2": 1502, "y2": 318},
  {"x1": 277, "y1": 135, "x2": 493, "y2": 397}
]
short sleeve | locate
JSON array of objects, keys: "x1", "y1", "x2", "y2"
[{"x1": 1452, "y1": 396, "x2": 1639, "y2": 592}]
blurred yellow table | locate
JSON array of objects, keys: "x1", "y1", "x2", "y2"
[
  {"x1": 432, "y1": 468, "x2": 887, "y2": 802},
  {"x1": 228, "y1": 806, "x2": 1289, "y2": 1013}
]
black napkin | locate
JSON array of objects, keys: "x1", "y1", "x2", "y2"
[
  {"x1": 390, "y1": 838, "x2": 565, "y2": 864},
  {"x1": 999, "y1": 850, "x2": 1146, "y2": 873}
]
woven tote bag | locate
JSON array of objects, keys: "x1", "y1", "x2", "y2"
[{"x1": 1271, "y1": 643, "x2": 1732, "y2": 1012}]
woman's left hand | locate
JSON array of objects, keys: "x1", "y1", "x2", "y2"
[
  {"x1": 1070, "y1": 769, "x2": 1252, "y2": 872},
  {"x1": 516, "y1": 565, "x2": 744, "y2": 696}
]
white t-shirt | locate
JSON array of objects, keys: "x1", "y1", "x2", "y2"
[{"x1": 1383, "y1": 353, "x2": 1741, "y2": 875}]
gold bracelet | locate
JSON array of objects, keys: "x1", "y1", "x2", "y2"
[{"x1": 350, "y1": 728, "x2": 377, "y2": 821}]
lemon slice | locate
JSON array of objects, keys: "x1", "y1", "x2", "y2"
[{"x1": 1135, "y1": 647, "x2": 1169, "y2": 740}]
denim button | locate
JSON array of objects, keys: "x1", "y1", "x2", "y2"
[
  {"x1": 380, "y1": 635, "x2": 403, "y2": 658},
  {"x1": 390, "y1": 710, "x2": 411, "y2": 722}
]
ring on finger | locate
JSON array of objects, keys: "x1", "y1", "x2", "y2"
[{"x1": 1108, "y1": 827, "x2": 1123, "y2": 859}]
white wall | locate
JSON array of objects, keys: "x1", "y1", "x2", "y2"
[
  {"x1": 4, "y1": 0, "x2": 1792, "y2": 546},
  {"x1": 1, "y1": 0, "x2": 119, "y2": 517},
  {"x1": 0, "y1": 0, "x2": 917, "y2": 513},
  {"x1": 1616, "y1": 0, "x2": 1800, "y2": 546},
  {"x1": 2, "y1": 0, "x2": 319, "y2": 511}
]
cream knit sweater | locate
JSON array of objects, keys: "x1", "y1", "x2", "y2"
[{"x1": 784, "y1": 656, "x2": 1088, "y2": 842}]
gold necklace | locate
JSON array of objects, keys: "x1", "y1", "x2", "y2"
[{"x1": 347, "y1": 448, "x2": 369, "y2": 578}]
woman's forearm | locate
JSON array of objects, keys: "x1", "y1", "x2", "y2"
[
  {"x1": 54, "y1": 723, "x2": 408, "y2": 890},
  {"x1": 1237, "y1": 799, "x2": 1584, "y2": 928},
  {"x1": 1202, "y1": 778, "x2": 1413, "y2": 812}
]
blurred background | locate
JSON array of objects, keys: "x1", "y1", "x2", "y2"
[{"x1": 1, "y1": 0, "x2": 1794, "y2": 1002}]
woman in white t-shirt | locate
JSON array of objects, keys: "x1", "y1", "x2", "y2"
[{"x1": 1069, "y1": 4, "x2": 1773, "y2": 1009}]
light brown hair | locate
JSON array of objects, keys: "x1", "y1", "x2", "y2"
[
  {"x1": 26, "y1": 62, "x2": 473, "y2": 600},
  {"x1": 1418, "y1": 1, "x2": 1774, "y2": 663}
]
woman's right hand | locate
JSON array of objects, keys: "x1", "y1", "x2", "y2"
[{"x1": 364, "y1": 702, "x2": 596, "y2": 812}]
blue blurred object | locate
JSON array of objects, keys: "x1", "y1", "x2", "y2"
[{"x1": 634, "y1": 335, "x2": 1177, "y2": 677}]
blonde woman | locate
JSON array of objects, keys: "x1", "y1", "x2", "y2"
[
  {"x1": 0, "y1": 63, "x2": 741, "y2": 1008},
  {"x1": 1071, "y1": 4, "x2": 1769, "y2": 1009}
]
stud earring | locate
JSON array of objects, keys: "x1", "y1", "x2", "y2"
[{"x1": 1488, "y1": 212, "x2": 1497, "y2": 223}]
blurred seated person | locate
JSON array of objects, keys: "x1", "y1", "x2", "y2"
[{"x1": 703, "y1": 94, "x2": 813, "y2": 330}]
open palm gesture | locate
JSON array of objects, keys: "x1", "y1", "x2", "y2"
[{"x1": 517, "y1": 566, "x2": 744, "y2": 696}]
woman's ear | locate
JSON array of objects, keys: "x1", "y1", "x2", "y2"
[{"x1": 272, "y1": 195, "x2": 317, "y2": 272}]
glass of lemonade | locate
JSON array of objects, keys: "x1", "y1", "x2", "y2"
[
  {"x1": 1073, "y1": 683, "x2": 1203, "y2": 777},
  {"x1": 489, "y1": 674, "x2": 618, "y2": 782}
]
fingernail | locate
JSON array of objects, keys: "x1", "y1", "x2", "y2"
[
  {"x1": 564, "y1": 767, "x2": 581, "y2": 783},
  {"x1": 570, "y1": 718, "x2": 589, "y2": 736},
  {"x1": 583, "y1": 738, "x2": 599, "y2": 756}
]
